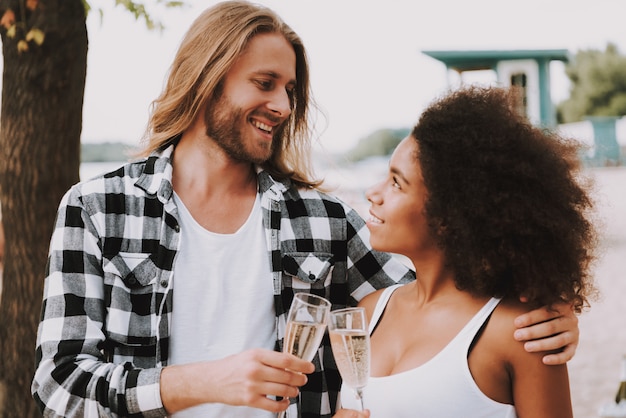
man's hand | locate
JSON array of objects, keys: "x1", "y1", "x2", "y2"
[
  {"x1": 333, "y1": 408, "x2": 371, "y2": 418},
  {"x1": 161, "y1": 348, "x2": 315, "y2": 413},
  {"x1": 513, "y1": 302, "x2": 579, "y2": 365}
]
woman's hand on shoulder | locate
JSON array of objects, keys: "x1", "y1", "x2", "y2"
[{"x1": 513, "y1": 301, "x2": 579, "y2": 365}]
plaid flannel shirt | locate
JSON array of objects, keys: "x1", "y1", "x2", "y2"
[{"x1": 32, "y1": 145, "x2": 414, "y2": 417}]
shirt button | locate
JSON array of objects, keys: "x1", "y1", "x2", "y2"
[
  {"x1": 160, "y1": 279, "x2": 169, "y2": 288},
  {"x1": 174, "y1": 224, "x2": 180, "y2": 232}
]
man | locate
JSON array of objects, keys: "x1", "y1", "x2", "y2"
[{"x1": 32, "y1": 2, "x2": 580, "y2": 417}]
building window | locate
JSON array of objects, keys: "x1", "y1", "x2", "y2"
[{"x1": 510, "y1": 72, "x2": 528, "y2": 118}]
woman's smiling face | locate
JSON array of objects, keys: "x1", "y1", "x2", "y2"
[{"x1": 365, "y1": 136, "x2": 435, "y2": 260}]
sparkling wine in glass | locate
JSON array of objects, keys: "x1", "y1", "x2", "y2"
[
  {"x1": 279, "y1": 293, "x2": 331, "y2": 418},
  {"x1": 329, "y1": 307, "x2": 370, "y2": 411}
]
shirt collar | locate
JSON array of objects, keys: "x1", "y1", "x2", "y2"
[
  {"x1": 134, "y1": 145, "x2": 290, "y2": 204},
  {"x1": 256, "y1": 166, "x2": 288, "y2": 199},
  {"x1": 134, "y1": 145, "x2": 175, "y2": 204}
]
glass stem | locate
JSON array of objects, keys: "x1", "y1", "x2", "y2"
[{"x1": 356, "y1": 388, "x2": 364, "y2": 411}]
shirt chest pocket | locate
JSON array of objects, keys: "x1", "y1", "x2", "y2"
[
  {"x1": 282, "y1": 252, "x2": 335, "y2": 290},
  {"x1": 102, "y1": 252, "x2": 159, "y2": 350}
]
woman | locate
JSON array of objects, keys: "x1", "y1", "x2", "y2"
[{"x1": 335, "y1": 86, "x2": 597, "y2": 417}]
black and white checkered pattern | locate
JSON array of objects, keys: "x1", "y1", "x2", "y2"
[{"x1": 33, "y1": 145, "x2": 414, "y2": 417}]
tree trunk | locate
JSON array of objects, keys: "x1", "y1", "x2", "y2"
[{"x1": 0, "y1": 0, "x2": 87, "y2": 416}]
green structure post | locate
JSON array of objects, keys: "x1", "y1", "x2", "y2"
[{"x1": 587, "y1": 116, "x2": 621, "y2": 166}]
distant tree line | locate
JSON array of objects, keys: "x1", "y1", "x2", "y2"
[
  {"x1": 344, "y1": 128, "x2": 410, "y2": 162},
  {"x1": 81, "y1": 141, "x2": 139, "y2": 162}
]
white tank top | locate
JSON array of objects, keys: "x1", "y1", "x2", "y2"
[
  {"x1": 340, "y1": 285, "x2": 517, "y2": 418},
  {"x1": 170, "y1": 193, "x2": 275, "y2": 418}
]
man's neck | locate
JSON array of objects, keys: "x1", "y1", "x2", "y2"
[{"x1": 171, "y1": 132, "x2": 258, "y2": 233}]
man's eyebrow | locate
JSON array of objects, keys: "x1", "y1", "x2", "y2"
[
  {"x1": 253, "y1": 70, "x2": 296, "y2": 85},
  {"x1": 253, "y1": 70, "x2": 278, "y2": 77}
]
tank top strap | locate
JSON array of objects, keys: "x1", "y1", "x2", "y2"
[
  {"x1": 455, "y1": 297, "x2": 502, "y2": 349},
  {"x1": 368, "y1": 284, "x2": 403, "y2": 335}
]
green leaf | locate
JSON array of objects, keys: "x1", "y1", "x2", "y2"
[{"x1": 112, "y1": 0, "x2": 188, "y2": 31}]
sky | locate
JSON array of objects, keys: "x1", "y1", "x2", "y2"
[{"x1": 12, "y1": 0, "x2": 626, "y2": 153}]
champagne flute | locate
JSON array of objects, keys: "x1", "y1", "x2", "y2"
[
  {"x1": 328, "y1": 307, "x2": 370, "y2": 411},
  {"x1": 279, "y1": 292, "x2": 331, "y2": 418}
]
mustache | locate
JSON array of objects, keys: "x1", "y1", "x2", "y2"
[{"x1": 252, "y1": 111, "x2": 282, "y2": 125}]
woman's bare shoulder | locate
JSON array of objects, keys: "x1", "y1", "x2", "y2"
[
  {"x1": 358, "y1": 284, "x2": 406, "y2": 324},
  {"x1": 358, "y1": 288, "x2": 387, "y2": 321},
  {"x1": 487, "y1": 298, "x2": 538, "y2": 357}
]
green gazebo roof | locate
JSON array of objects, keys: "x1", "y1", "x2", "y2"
[{"x1": 422, "y1": 49, "x2": 570, "y2": 72}]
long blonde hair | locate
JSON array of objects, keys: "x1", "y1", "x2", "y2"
[{"x1": 139, "y1": 1, "x2": 322, "y2": 188}]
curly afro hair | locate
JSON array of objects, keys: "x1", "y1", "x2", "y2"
[{"x1": 411, "y1": 86, "x2": 597, "y2": 312}]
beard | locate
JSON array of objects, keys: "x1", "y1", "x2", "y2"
[{"x1": 204, "y1": 92, "x2": 281, "y2": 165}]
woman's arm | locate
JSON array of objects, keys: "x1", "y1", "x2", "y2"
[
  {"x1": 511, "y1": 352, "x2": 573, "y2": 418},
  {"x1": 483, "y1": 301, "x2": 574, "y2": 418}
]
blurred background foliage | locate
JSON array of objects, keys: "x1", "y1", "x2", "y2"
[{"x1": 557, "y1": 43, "x2": 626, "y2": 123}]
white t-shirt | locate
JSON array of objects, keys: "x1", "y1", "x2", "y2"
[{"x1": 169, "y1": 192, "x2": 276, "y2": 418}]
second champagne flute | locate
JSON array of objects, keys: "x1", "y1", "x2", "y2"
[
  {"x1": 279, "y1": 292, "x2": 331, "y2": 418},
  {"x1": 328, "y1": 307, "x2": 370, "y2": 411}
]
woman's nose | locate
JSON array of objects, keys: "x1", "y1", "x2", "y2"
[{"x1": 365, "y1": 183, "x2": 380, "y2": 204}]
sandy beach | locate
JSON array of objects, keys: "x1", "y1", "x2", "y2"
[{"x1": 567, "y1": 167, "x2": 626, "y2": 418}]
